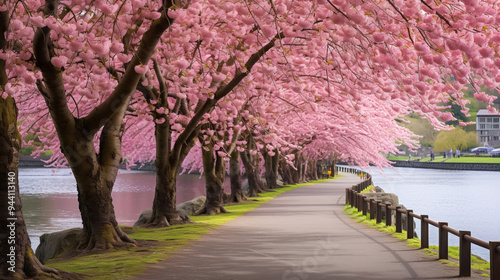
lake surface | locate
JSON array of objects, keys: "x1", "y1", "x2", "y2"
[
  {"x1": 359, "y1": 166, "x2": 500, "y2": 261},
  {"x1": 19, "y1": 168, "x2": 230, "y2": 250}
]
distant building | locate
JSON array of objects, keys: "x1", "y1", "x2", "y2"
[{"x1": 476, "y1": 109, "x2": 500, "y2": 146}]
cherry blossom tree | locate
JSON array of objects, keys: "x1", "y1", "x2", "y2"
[{"x1": 23, "y1": 0, "x2": 190, "y2": 250}]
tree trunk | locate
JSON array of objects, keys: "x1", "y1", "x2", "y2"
[
  {"x1": 229, "y1": 150, "x2": 246, "y2": 203},
  {"x1": 68, "y1": 129, "x2": 135, "y2": 251},
  {"x1": 309, "y1": 160, "x2": 318, "y2": 181},
  {"x1": 291, "y1": 155, "x2": 301, "y2": 184},
  {"x1": 0, "y1": 96, "x2": 62, "y2": 278},
  {"x1": 148, "y1": 168, "x2": 190, "y2": 226},
  {"x1": 331, "y1": 153, "x2": 338, "y2": 177},
  {"x1": 263, "y1": 150, "x2": 279, "y2": 189},
  {"x1": 272, "y1": 149, "x2": 279, "y2": 184},
  {"x1": 240, "y1": 150, "x2": 264, "y2": 197},
  {"x1": 145, "y1": 117, "x2": 193, "y2": 227},
  {"x1": 198, "y1": 144, "x2": 228, "y2": 215},
  {"x1": 279, "y1": 161, "x2": 293, "y2": 185}
]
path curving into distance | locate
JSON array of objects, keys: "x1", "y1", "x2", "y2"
[{"x1": 136, "y1": 173, "x2": 484, "y2": 280}]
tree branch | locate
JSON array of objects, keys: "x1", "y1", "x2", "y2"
[
  {"x1": 172, "y1": 32, "x2": 282, "y2": 162},
  {"x1": 33, "y1": 0, "x2": 76, "y2": 140},
  {"x1": 84, "y1": 6, "x2": 178, "y2": 132}
]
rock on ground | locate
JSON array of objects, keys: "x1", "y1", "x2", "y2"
[
  {"x1": 133, "y1": 196, "x2": 207, "y2": 227},
  {"x1": 35, "y1": 228, "x2": 82, "y2": 264}
]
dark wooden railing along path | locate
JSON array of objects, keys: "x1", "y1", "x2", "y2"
[{"x1": 337, "y1": 166, "x2": 500, "y2": 280}]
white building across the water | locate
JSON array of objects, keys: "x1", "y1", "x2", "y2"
[{"x1": 476, "y1": 109, "x2": 500, "y2": 146}]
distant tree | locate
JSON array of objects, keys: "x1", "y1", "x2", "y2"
[
  {"x1": 445, "y1": 102, "x2": 468, "y2": 127},
  {"x1": 433, "y1": 128, "x2": 477, "y2": 152},
  {"x1": 403, "y1": 114, "x2": 439, "y2": 147}
]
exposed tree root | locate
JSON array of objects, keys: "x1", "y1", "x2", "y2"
[
  {"x1": 229, "y1": 192, "x2": 248, "y2": 203},
  {"x1": 79, "y1": 224, "x2": 136, "y2": 252},
  {"x1": 10, "y1": 247, "x2": 82, "y2": 279},
  {"x1": 196, "y1": 205, "x2": 229, "y2": 216},
  {"x1": 143, "y1": 213, "x2": 192, "y2": 228}
]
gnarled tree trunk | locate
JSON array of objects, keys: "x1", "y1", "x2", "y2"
[
  {"x1": 241, "y1": 150, "x2": 264, "y2": 197},
  {"x1": 198, "y1": 144, "x2": 228, "y2": 215},
  {"x1": 67, "y1": 116, "x2": 135, "y2": 251},
  {"x1": 0, "y1": 96, "x2": 61, "y2": 278}
]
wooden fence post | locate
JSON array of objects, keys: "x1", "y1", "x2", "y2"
[
  {"x1": 362, "y1": 196, "x2": 367, "y2": 216},
  {"x1": 369, "y1": 199, "x2": 375, "y2": 220},
  {"x1": 385, "y1": 204, "x2": 392, "y2": 226},
  {"x1": 420, "y1": 215, "x2": 429, "y2": 249},
  {"x1": 395, "y1": 206, "x2": 402, "y2": 233},
  {"x1": 406, "y1": 210, "x2": 414, "y2": 239},
  {"x1": 376, "y1": 201, "x2": 382, "y2": 224},
  {"x1": 490, "y1": 242, "x2": 500, "y2": 280},
  {"x1": 439, "y1": 222, "x2": 448, "y2": 259},
  {"x1": 345, "y1": 188, "x2": 349, "y2": 205},
  {"x1": 459, "y1": 231, "x2": 471, "y2": 277}
]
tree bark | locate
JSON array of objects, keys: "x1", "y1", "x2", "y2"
[
  {"x1": 198, "y1": 142, "x2": 228, "y2": 215},
  {"x1": 263, "y1": 149, "x2": 279, "y2": 189},
  {"x1": 0, "y1": 96, "x2": 62, "y2": 278},
  {"x1": 148, "y1": 167, "x2": 190, "y2": 227},
  {"x1": 229, "y1": 150, "x2": 246, "y2": 203},
  {"x1": 309, "y1": 160, "x2": 318, "y2": 181},
  {"x1": 279, "y1": 161, "x2": 292, "y2": 185},
  {"x1": 331, "y1": 153, "x2": 338, "y2": 177},
  {"x1": 145, "y1": 115, "x2": 195, "y2": 227},
  {"x1": 240, "y1": 150, "x2": 264, "y2": 197},
  {"x1": 67, "y1": 117, "x2": 135, "y2": 251}
]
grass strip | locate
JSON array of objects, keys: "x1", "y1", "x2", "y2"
[
  {"x1": 343, "y1": 205, "x2": 490, "y2": 277},
  {"x1": 444, "y1": 157, "x2": 500, "y2": 163},
  {"x1": 46, "y1": 177, "x2": 339, "y2": 279}
]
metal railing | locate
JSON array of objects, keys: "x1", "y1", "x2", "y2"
[{"x1": 339, "y1": 166, "x2": 500, "y2": 280}]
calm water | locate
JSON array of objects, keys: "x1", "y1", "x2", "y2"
[
  {"x1": 360, "y1": 166, "x2": 500, "y2": 261},
  {"x1": 19, "y1": 168, "x2": 230, "y2": 250}
]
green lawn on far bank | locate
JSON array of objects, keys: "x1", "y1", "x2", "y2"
[
  {"x1": 388, "y1": 155, "x2": 421, "y2": 161},
  {"x1": 419, "y1": 156, "x2": 447, "y2": 162},
  {"x1": 397, "y1": 156, "x2": 500, "y2": 164},
  {"x1": 46, "y1": 177, "x2": 340, "y2": 280},
  {"x1": 444, "y1": 157, "x2": 500, "y2": 163}
]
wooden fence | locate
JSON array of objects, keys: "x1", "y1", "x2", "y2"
[{"x1": 337, "y1": 166, "x2": 500, "y2": 280}]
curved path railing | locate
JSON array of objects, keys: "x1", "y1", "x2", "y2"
[{"x1": 337, "y1": 166, "x2": 500, "y2": 280}]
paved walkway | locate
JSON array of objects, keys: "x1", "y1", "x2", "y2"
[{"x1": 136, "y1": 173, "x2": 485, "y2": 280}]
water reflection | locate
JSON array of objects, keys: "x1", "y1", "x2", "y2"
[{"x1": 19, "y1": 168, "x2": 230, "y2": 250}]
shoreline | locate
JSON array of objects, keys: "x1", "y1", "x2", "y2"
[
  {"x1": 391, "y1": 160, "x2": 500, "y2": 171},
  {"x1": 19, "y1": 156, "x2": 155, "y2": 171}
]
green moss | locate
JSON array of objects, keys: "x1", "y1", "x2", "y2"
[
  {"x1": 47, "y1": 177, "x2": 340, "y2": 279},
  {"x1": 343, "y1": 205, "x2": 490, "y2": 275},
  {"x1": 360, "y1": 185, "x2": 375, "y2": 194}
]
